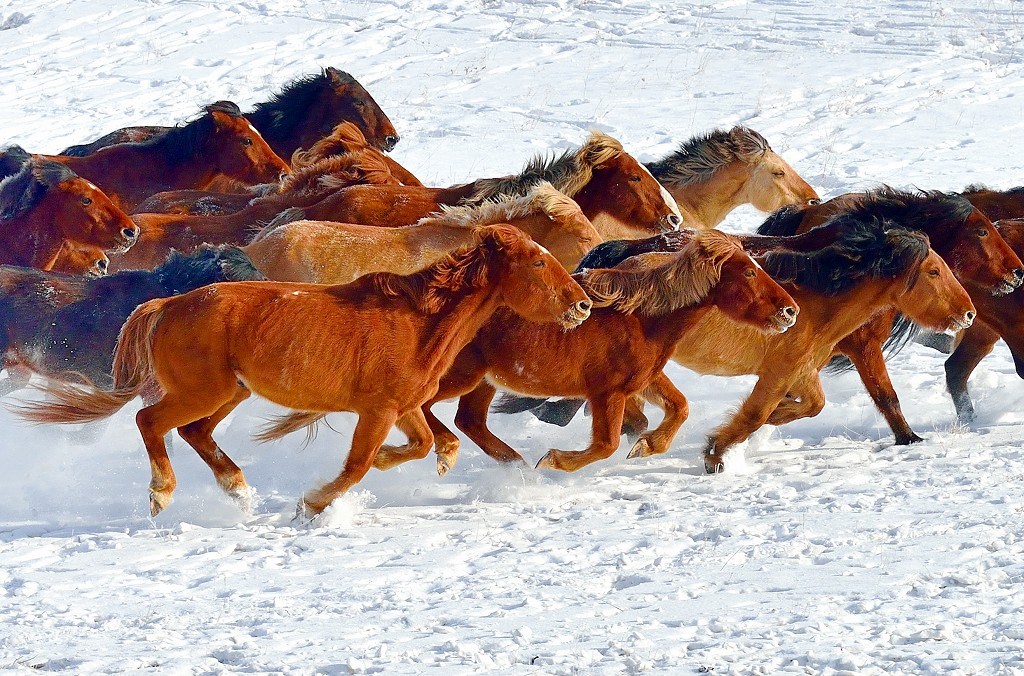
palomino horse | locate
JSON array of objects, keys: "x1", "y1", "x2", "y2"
[
  {"x1": 19, "y1": 226, "x2": 591, "y2": 517},
  {"x1": 35, "y1": 102, "x2": 289, "y2": 212},
  {"x1": 0, "y1": 246, "x2": 263, "y2": 398},
  {"x1": 132, "y1": 122, "x2": 419, "y2": 216},
  {"x1": 242, "y1": 183, "x2": 601, "y2": 280},
  {"x1": 110, "y1": 151, "x2": 399, "y2": 271},
  {"x1": 756, "y1": 188, "x2": 1023, "y2": 444},
  {"x1": 61, "y1": 68, "x2": 400, "y2": 158},
  {"x1": 282, "y1": 131, "x2": 683, "y2": 239},
  {"x1": 499, "y1": 215, "x2": 977, "y2": 471},
  {"x1": 646, "y1": 126, "x2": 819, "y2": 228},
  {"x1": 0, "y1": 151, "x2": 138, "y2": 269}
]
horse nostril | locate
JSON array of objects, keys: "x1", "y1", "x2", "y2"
[
  {"x1": 1014, "y1": 268, "x2": 1024, "y2": 283},
  {"x1": 575, "y1": 300, "x2": 592, "y2": 313},
  {"x1": 122, "y1": 227, "x2": 138, "y2": 240},
  {"x1": 667, "y1": 214, "x2": 682, "y2": 229},
  {"x1": 384, "y1": 135, "x2": 400, "y2": 151},
  {"x1": 279, "y1": 171, "x2": 290, "y2": 182},
  {"x1": 782, "y1": 306, "x2": 798, "y2": 320},
  {"x1": 965, "y1": 311, "x2": 976, "y2": 323},
  {"x1": 808, "y1": 199, "x2": 821, "y2": 206},
  {"x1": 96, "y1": 259, "x2": 108, "y2": 274}
]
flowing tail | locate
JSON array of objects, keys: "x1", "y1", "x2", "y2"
[
  {"x1": 254, "y1": 410, "x2": 328, "y2": 444},
  {"x1": 10, "y1": 298, "x2": 168, "y2": 424}
]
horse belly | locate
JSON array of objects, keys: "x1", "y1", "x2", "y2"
[{"x1": 671, "y1": 310, "x2": 768, "y2": 376}]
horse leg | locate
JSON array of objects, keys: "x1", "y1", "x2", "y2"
[
  {"x1": 621, "y1": 394, "x2": 650, "y2": 441},
  {"x1": 424, "y1": 405, "x2": 461, "y2": 477},
  {"x1": 944, "y1": 323, "x2": 999, "y2": 424},
  {"x1": 424, "y1": 350, "x2": 489, "y2": 477},
  {"x1": 840, "y1": 336, "x2": 921, "y2": 445},
  {"x1": 765, "y1": 373, "x2": 826, "y2": 426},
  {"x1": 627, "y1": 373, "x2": 689, "y2": 459},
  {"x1": 454, "y1": 382, "x2": 528, "y2": 466},
  {"x1": 372, "y1": 407, "x2": 435, "y2": 471},
  {"x1": 176, "y1": 385, "x2": 254, "y2": 512},
  {"x1": 705, "y1": 374, "x2": 794, "y2": 473},
  {"x1": 300, "y1": 408, "x2": 398, "y2": 517},
  {"x1": 536, "y1": 392, "x2": 625, "y2": 471}
]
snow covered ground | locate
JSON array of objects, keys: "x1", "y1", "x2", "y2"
[{"x1": 3, "y1": 0, "x2": 1024, "y2": 672}]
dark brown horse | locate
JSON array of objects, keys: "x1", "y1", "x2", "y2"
[
  {"x1": 112, "y1": 151, "x2": 399, "y2": 271},
  {"x1": 0, "y1": 150, "x2": 138, "y2": 269},
  {"x1": 61, "y1": 68, "x2": 400, "y2": 158},
  {"x1": 284, "y1": 131, "x2": 683, "y2": 239},
  {"x1": 755, "y1": 188, "x2": 1023, "y2": 444},
  {"x1": 18, "y1": 226, "x2": 591, "y2": 517},
  {"x1": 35, "y1": 102, "x2": 289, "y2": 211}
]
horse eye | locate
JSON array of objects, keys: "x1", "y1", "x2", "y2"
[
  {"x1": 353, "y1": 101, "x2": 365, "y2": 108},
  {"x1": 772, "y1": 171, "x2": 785, "y2": 177},
  {"x1": 976, "y1": 228, "x2": 989, "y2": 237},
  {"x1": 80, "y1": 196, "x2": 92, "y2": 206},
  {"x1": 629, "y1": 175, "x2": 641, "y2": 182},
  {"x1": 242, "y1": 138, "x2": 254, "y2": 147},
  {"x1": 928, "y1": 268, "x2": 940, "y2": 277},
  {"x1": 533, "y1": 259, "x2": 546, "y2": 268},
  {"x1": 744, "y1": 268, "x2": 756, "y2": 278}
]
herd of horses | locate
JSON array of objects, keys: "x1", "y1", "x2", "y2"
[{"x1": 3, "y1": 67, "x2": 1024, "y2": 519}]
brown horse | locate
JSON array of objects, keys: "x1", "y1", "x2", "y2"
[
  {"x1": 61, "y1": 68, "x2": 400, "y2": 158},
  {"x1": 646, "y1": 127, "x2": 819, "y2": 228},
  {"x1": 961, "y1": 185, "x2": 1024, "y2": 222},
  {"x1": 283, "y1": 131, "x2": 683, "y2": 239},
  {"x1": 50, "y1": 241, "x2": 109, "y2": 277},
  {"x1": 0, "y1": 152, "x2": 138, "y2": 269},
  {"x1": 242, "y1": 183, "x2": 601, "y2": 280},
  {"x1": 756, "y1": 188, "x2": 1023, "y2": 444},
  {"x1": 34, "y1": 102, "x2": 289, "y2": 212},
  {"x1": 18, "y1": 226, "x2": 591, "y2": 517},
  {"x1": 257, "y1": 230, "x2": 797, "y2": 475},
  {"x1": 109, "y1": 152, "x2": 399, "y2": 271},
  {"x1": 132, "y1": 122, "x2": 418, "y2": 216}
]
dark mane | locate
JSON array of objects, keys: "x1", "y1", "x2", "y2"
[
  {"x1": 574, "y1": 230, "x2": 692, "y2": 272},
  {"x1": 466, "y1": 131, "x2": 623, "y2": 203},
  {"x1": 0, "y1": 145, "x2": 31, "y2": 180},
  {"x1": 762, "y1": 213, "x2": 930, "y2": 296},
  {"x1": 248, "y1": 68, "x2": 354, "y2": 137},
  {"x1": 154, "y1": 245, "x2": 265, "y2": 293},
  {"x1": 0, "y1": 157, "x2": 77, "y2": 221},
  {"x1": 756, "y1": 203, "x2": 811, "y2": 236},
  {"x1": 646, "y1": 126, "x2": 771, "y2": 188},
  {"x1": 132, "y1": 101, "x2": 243, "y2": 166}
]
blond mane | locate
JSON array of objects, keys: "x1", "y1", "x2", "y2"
[
  {"x1": 580, "y1": 229, "x2": 741, "y2": 315},
  {"x1": 647, "y1": 126, "x2": 771, "y2": 189},
  {"x1": 290, "y1": 121, "x2": 369, "y2": 169},
  {"x1": 418, "y1": 182, "x2": 582, "y2": 230},
  {"x1": 278, "y1": 150, "x2": 392, "y2": 195}
]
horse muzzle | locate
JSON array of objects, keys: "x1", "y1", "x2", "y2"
[
  {"x1": 994, "y1": 268, "x2": 1024, "y2": 296},
  {"x1": 770, "y1": 305, "x2": 799, "y2": 333},
  {"x1": 948, "y1": 310, "x2": 976, "y2": 333},
  {"x1": 382, "y1": 135, "x2": 400, "y2": 152},
  {"x1": 660, "y1": 213, "x2": 683, "y2": 233},
  {"x1": 560, "y1": 299, "x2": 592, "y2": 329}
]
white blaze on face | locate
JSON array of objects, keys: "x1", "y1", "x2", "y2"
[
  {"x1": 638, "y1": 162, "x2": 682, "y2": 224},
  {"x1": 248, "y1": 123, "x2": 260, "y2": 135}
]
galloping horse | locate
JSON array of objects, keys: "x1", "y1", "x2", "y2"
[
  {"x1": 646, "y1": 126, "x2": 819, "y2": 228},
  {"x1": 35, "y1": 102, "x2": 289, "y2": 211},
  {"x1": 18, "y1": 226, "x2": 591, "y2": 517},
  {"x1": 0, "y1": 151, "x2": 138, "y2": 269},
  {"x1": 111, "y1": 152, "x2": 399, "y2": 271},
  {"x1": 756, "y1": 188, "x2": 1023, "y2": 444},
  {"x1": 61, "y1": 68, "x2": 400, "y2": 158},
  {"x1": 0, "y1": 246, "x2": 263, "y2": 398},
  {"x1": 132, "y1": 122, "x2": 418, "y2": 216},
  {"x1": 284, "y1": 131, "x2": 683, "y2": 239},
  {"x1": 242, "y1": 183, "x2": 601, "y2": 280}
]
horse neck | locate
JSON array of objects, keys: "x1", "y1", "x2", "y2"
[
  {"x1": 668, "y1": 161, "x2": 750, "y2": 229},
  {"x1": 0, "y1": 208, "x2": 63, "y2": 269},
  {"x1": 792, "y1": 276, "x2": 901, "y2": 345},
  {"x1": 414, "y1": 279, "x2": 504, "y2": 381},
  {"x1": 407, "y1": 222, "x2": 476, "y2": 256},
  {"x1": 638, "y1": 300, "x2": 716, "y2": 354}
]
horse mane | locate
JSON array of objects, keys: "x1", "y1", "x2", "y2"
[
  {"x1": 369, "y1": 224, "x2": 527, "y2": 314},
  {"x1": 278, "y1": 150, "x2": 391, "y2": 195},
  {"x1": 0, "y1": 157, "x2": 77, "y2": 221},
  {"x1": 132, "y1": 101, "x2": 244, "y2": 166},
  {"x1": 421, "y1": 182, "x2": 579, "y2": 229},
  {"x1": 756, "y1": 203, "x2": 811, "y2": 236},
  {"x1": 646, "y1": 126, "x2": 771, "y2": 188},
  {"x1": 574, "y1": 230, "x2": 693, "y2": 272},
  {"x1": 963, "y1": 183, "x2": 1024, "y2": 197},
  {"x1": 467, "y1": 131, "x2": 624, "y2": 203},
  {"x1": 0, "y1": 145, "x2": 31, "y2": 180},
  {"x1": 249, "y1": 67, "x2": 356, "y2": 136},
  {"x1": 578, "y1": 229, "x2": 740, "y2": 316},
  {"x1": 154, "y1": 244, "x2": 266, "y2": 291},
  {"x1": 762, "y1": 213, "x2": 930, "y2": 296},
  {"x1": 290, "y1": 121, "x2": 368, "y2": 168}
]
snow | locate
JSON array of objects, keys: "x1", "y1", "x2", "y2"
[{"x1": 3, "y1": 0, "x2": 1024, "y2": 672}]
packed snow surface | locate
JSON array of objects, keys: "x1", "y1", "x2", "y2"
[{"x1": 3, "y1": 0, "x2": 1024, "y2": 673}]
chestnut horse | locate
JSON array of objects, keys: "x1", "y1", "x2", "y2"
[
  {"x1": 499, "y1": 215, "x2": 976, "y2": 471},
  {"x1": 0, "y1": 151, "x2": 138, "y2": 269},
  {"x1": 256, "y1": 230, "x2": 796, "y2": 474},
  {"x1": 18, "y1": 226, "x2": 591, "y2": 517},
  {"x1": 962, "y1": 184, "x2": 1024, "y2": 222},
  {"x1": 35, "y1": 102, "x2": 289, "y2": 212},
  {"x1": 61, "y1": 68, "x2": 400, "y2": 158},
  {"x1": 0, "y1": 246, "x2": 263, "y2": 398},
  {"x1": 110, "y1": 151, "x2": 399, "y2": 271},
  {"x1": 132, "y1": 122, "x2": 419, "y2": 216},
  {"x1": 50, "y1": 241, "x2": 109, "y2": 277},
  {"x1": 242, "y1": 183, "x2": 601, "y2": 280},
  {"x1": 755, "y1": 188, "x2": 1023, "y2": 444},
  {"x1": 283, "y1": 131, "x2": 683, "y2": 239},
  {"x1": 646, "y1": 126, "x2": 819, "y2": 228}
]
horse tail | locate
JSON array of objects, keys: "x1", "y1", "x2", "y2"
[
  {"x1": 491, "y1": 393, "x2": 550, "y2": 414},
  {"x1": 254, "y1": 410, "x2": 328, "y2": 444},
  {"x1": 823, "y1": 314, "x2": 919, "y2": 374},
  {"x1": 756, "y1": 204, "x2": 807, "y2": 236},
  {"x1": 250, "y1": 208, "x2": 306, "y2": 242},
  {"x1": 9, "y1": 298, "x2": 168, "y2": 424}
]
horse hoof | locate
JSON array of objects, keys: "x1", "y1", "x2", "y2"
[
  {"x1": 436, "y1": 456, "x2": 452, "y2": 477},
  {"x1": 149, "y1": 491, "x2": 170, "y2": 517},
  {"x1": 292, "y1": 500, "x2": 321, "y2": 525},
  {"x1": 627, "y1": 438, "x2": 652, "y2": 459},
  {"x1": 228, "y1": 486, "x2": 255, "y2": 514},
  {"x1": 535, "y1": 452, "x2": 557, "y2": 470},
  {"x1": 895, "y1": 433, "x2": 925, "y2": 446},
  {"x1": 704, "y1": 459, "x2": 724, "y2": 474}
]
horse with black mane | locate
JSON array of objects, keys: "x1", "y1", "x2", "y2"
[{"x1": 60, "y1": 68, "x2": 400, "y2": 159}]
